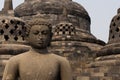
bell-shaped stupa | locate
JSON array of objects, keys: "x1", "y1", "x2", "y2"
[
  {"x1": 79, "y1": 8, "x2": 120, "y2": 80},
  {"x1": 14, "y1": 0, "x2": 105, "y2": 79}
]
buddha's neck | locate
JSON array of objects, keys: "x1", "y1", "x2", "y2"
[{"x1": 30, "y1": 47, "x2": 49, "y2": 54}]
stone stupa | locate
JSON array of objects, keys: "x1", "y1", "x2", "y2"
[
  {"x1": 78, "y1": 8, "x2": 120, "y2": 80},
  {"x1": 0, "y1": 0, "x2": 106, "y2": 79},
  {"x1": 0, "y1": 0, "x2": 30, "y2": 79}
]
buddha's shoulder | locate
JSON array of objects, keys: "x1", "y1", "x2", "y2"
[
  {"x1": 50, "y1": 53, "x2": 68, "y2": 61},
  {"x1": 9, "y1": 51, "x2": 31, "y2": 60}
]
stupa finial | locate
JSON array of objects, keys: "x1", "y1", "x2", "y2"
[{"x1": 2, "y1": 0, "x2": 13, "y2": 11}]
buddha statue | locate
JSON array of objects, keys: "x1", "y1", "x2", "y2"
[{"x1": 2, "y1": 18, "x2": 73, "y2": 80}]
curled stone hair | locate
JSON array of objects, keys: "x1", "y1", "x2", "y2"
[{"x1": 26, "y1": 18, "x2": 52, "y2": 37}]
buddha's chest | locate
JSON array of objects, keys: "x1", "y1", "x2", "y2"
[{"x1": 19, "y1": 57, "x2": 60, "y2": 80}]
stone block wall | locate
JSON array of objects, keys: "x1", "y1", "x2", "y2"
[{"x1": 77, "y1": 54, "x2": 120, "y2": 80}]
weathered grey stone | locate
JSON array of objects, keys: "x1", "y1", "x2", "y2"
[
  {"x1": 77, "y1": 76, "x2": 89, "y2": 80},
  {"x1": 91, "y1": 72, "x2": 104, "y2": 77},
  {"x1": 90, "y1": 77, "x2": 100, "y2": 80},
  {"x1": 100, "y1": 77, "x2": 112, "y2": 80}
]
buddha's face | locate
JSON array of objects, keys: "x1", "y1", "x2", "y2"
[{"x1": 28, "y1": 25, "x2": 51, "y2": 49}]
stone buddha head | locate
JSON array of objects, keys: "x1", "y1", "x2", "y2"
[{"x1": 26, "y1": 18, "x2": 52, "y2": 49}]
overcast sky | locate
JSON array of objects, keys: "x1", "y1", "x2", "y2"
[{"x1": 0, "y1": 0, "x2": 120, "y2": 43}]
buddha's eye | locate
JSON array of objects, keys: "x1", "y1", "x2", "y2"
[
  {"x1": 33, "y1": 31, "x2": 39, "y2": 35},
  {"x1": 41, "y1": 30, "x2": 48, "y2": 35}
]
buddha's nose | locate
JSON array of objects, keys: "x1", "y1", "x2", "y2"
[{"x1": 37, "y1": 34, "x2": 43, "y2": 40}]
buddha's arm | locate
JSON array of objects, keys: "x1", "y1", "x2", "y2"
[
  {"x1": 2, "y1": 57, "x2": 19, "y2": 80},
  {"x1": 60, "y1": 58, "x2": 73, "y2": 80}
]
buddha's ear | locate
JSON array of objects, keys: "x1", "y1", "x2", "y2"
[
  {"x1": 47, "y1": 32, "x2": 53, "y2": 46},
  {"x1": 50, "y1": 32, "x2": 53, "y2": 38},
  {"x1": 24, "y1": 23, "x2": 31, "y2": 41},
  {"x1": 24, "y1": 36, "x2": 31, "y2": 46}
]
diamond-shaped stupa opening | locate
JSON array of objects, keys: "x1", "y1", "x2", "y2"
[
  {"x1": 0, "y1": 16, "x2": 28, "y2": 43},
  {"x1": 4, "y1": 35, "x2": 9, "y2": 41},
  {"x1": 5, "y1": 24, "x2": 9, "y2": 29},
  {"x1": 0, "y1": 29, "x2": 4, "y2": 35},
  {"x1": 14, "y1": 36, "x2": 18, "y2": 41}
]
